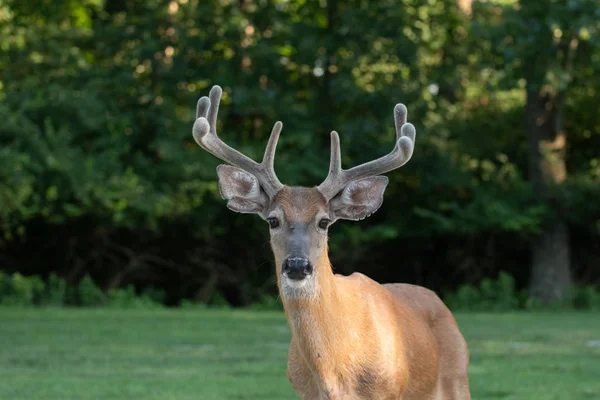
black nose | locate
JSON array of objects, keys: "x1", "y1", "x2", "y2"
[{"x1": 283, "y1": 257, "x2": 313, "y2": 280}]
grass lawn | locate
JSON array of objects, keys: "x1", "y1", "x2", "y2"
[{"x1": 0, "y1": 308, "x2": 599, "y2": 399}]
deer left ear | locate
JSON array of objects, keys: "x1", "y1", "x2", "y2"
[
  {"x1": 216, "y1": 165, "x2": 269, "y2": 215},
  {"x1": 330, "y1": 176, "x2": 389, "y2": 221}
]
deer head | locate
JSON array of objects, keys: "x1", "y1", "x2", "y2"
[{"x1": 193, "y1": 85, "x2": 416, "y2": 296}]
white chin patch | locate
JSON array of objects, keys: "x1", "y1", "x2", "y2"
[
  {"x1": 281, "y1": 275, "x2": 316, "y2": 298},
  {"x1": 284, "y1": 276, "x2": 309, "y2": 289}
]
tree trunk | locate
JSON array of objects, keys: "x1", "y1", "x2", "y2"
[
  {"x1": 525, "y1": 87, "x2": 572, "y2": 302},
  {"x1": 529, "y1": 218, "x2": 571, "y2": 301}
]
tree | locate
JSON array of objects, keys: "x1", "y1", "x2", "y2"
[
  {"x1": 467, "y1": 0, "x2": 600, "y2": 302},
  {"x1": 1, "y1": 0, "x2": 599, "y2": 305},
  {"x1": 518, "y1": 0, "x2": 598, "y2": 302}
]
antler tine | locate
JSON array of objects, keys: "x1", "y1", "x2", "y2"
[
  {"x1": 263, "y1": 121, "x2": 282, "y2": 169},
  {"x1": 196, "y1": 96, "x2": 210, "y2": 121},
  {"x1": 317, "y1": 104, "x2": 417, "y2": 201},
  {"x1": 327, "y1": 131, "x2": 342, "y2": 175},
  {"x1": 315, "y1": 131, "x2": 343, "y2": 199},
  {"x1": 192, "y1": 85, "x2": 284, "y2": 197},
  {"x1": 395, "y1": 103, "x2": 416, "y2": 144}
]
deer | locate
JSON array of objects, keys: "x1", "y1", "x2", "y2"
[{"x1": 192, "y1": 85, "x2": 471, "y2": 400}]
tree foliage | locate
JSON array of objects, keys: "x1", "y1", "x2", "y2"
[{"x1": 0, "y1": 0, "x2": 599, "y2": 305}]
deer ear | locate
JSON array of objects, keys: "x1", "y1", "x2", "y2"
[
  {"x1": 216, "y1": 165, "x2": 269, "y2": 215},
  {"x1": 330, "y1": 176, "x2": 389, "y2": 221}
]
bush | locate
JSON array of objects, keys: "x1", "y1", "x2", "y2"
[
  {"x1": 141, "y1": 287, "x2": 167, "y2": 305},
  {"x1": 106, "y1": 285, "x2": 164, "y2": 309},
  {"x1": 0, "y1": 272, "x2": 45, "y2": 306},
  {"x1": 40, "y1": 273, "x2": 67, "y2": 306},
  {"x1": 446, "y1": 272, "x2": 600, "y2": 311},
  {"x1": 570, "y1": 285, "x2": 600, "y2": 310},
  {"x1": 0, "y1": 272, "x2": 166, "y2": 309},
  {"x1": 207, "y1": 291, "x2": 231, "y2": 309},
  {"x1": 248, "y1": 295, "x2": 283, "y2": 311},
  {"x1": 178, "y1": 299, "x2": 208, "y2": 310},
  {"x1": 1, "y1": 271, "x2": 596, "y2": 312},
  {"x1": 178, "y1": 290, "x2": 232, "y2": 310},
  {"x1": 445, "y1": 271, "x2": 520, "y2": 311},
  {"x1": 77, "y1": 275, "x2": 106, "y2": 307},
  {"x1": 525, "y1": 284, "x2": 600, "y2": 311}
]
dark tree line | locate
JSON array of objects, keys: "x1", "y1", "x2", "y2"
[{"x1": 0, "y1": 0, "x2": 599, "y2": 306}]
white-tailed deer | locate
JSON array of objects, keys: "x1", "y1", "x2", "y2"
[{"x1": 193, "y1": 85, "x2": 471, "y2": 400}]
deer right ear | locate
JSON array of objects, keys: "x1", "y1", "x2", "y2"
[
  {"x1": 216, "y1": 165, "x2": 269, "y2": 215},
  {"x1": 330, "y1": 176, "x2": 389, "y2": 221}
]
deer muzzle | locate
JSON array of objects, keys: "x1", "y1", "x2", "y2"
[{"x1": 283, "y1": 256, "x2": 313, "y2": 280}]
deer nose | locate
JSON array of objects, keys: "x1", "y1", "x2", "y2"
[{"x1": 283, "y1": 256, "x2": 313, "y2": 280}]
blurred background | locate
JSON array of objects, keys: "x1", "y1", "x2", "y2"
[{"x1": 1, "y1": 0, "x2": 599, "y2": 310}]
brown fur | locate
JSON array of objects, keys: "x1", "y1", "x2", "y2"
[
  {"x1": 272, "y1": 187, "x2": 471, "y2": 400},
  {"x1": 273, "y1": 186, "x2": 327, "y2": 223}
]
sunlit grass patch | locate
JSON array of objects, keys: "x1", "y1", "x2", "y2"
[{"x1": 0, "y1": 309, "x2": 599, "y2": 399}]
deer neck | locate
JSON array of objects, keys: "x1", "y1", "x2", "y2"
[{"x1": 278, "y1": 251, "x2": 362, "y2": 369}]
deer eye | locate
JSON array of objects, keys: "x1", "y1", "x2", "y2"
[
  {"x1": 318, "y1": 218, "x2": 331, "y2": 230},
  {"x1": 267, "y1": 217, "x2": 280, "y2": 229}
]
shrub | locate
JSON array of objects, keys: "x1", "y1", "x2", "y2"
[
  {"x1": 178, "y1": 290, "x2": 233, "y2": 310},
  {"x1": 248, "y1": 295, "x2": 283, "y2": 311},
  {"x1": 570, "y1": 285, "x2": 600, "y2": 310},
  {"x1": 40, "y1": 273, "x2": 67, "y2": 306},
  {"x1": 445, "y1": 271, "x2": 520, "y2": 311},
  {"x1": 2, "y1": 271, "x2": 595, "y2": 312},
  {"x1": 106, "y1": 285, "x2": 164, "y2": 309},
  {"x1": 526, "y1": 284, "x2": 600, "y2": 311},
  {"x1": 77, "y1": 275, "x2": 105, "y2": 307},
  {"x1": 0, "y1": 272, "x2": 166, "y2": 309},
  {"x1": 207, "y1": 291, "x2": 231, "y2": 309},
  {"x1": 141, "y1": 287, "x2": 166, "y2": 305},
  {"x1": 446, "y1": 272, "x2": 600, "y2": 311},
  {"x1": 0, "y1": 272, "x2": 45, "y2": 306},
  {"x1": 179, "y1": 299, "x2": 208, "y2": 309}
]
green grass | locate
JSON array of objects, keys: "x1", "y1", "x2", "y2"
[{"x1": 0, "y1": 308, "x2": 599, "y2": 399}]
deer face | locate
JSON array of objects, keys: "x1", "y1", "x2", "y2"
[
  {"x1": 267, "y1": 187, "x2": 330, "y2": 286},
  {"x1": 193, "y1": 85, "x2": 416, "y2": 295},
  {"x1": 215, "y1": 168, "x2": 390, "y2": 293}
]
